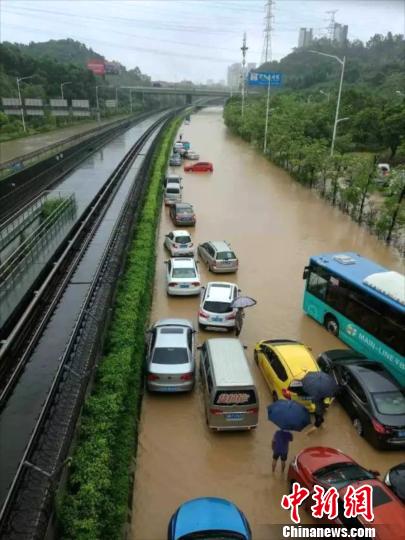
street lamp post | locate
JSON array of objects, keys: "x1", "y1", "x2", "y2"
[
  {"x1": 95, "y1": 85, "x2": 101, "y2": 122},
  {"x1": 129, "y1": 89, "x2": 133, "y2": 113},
  {"x1": 16, "y1": 75, "x2": 34, "y2": 133},
  {"x1": 60, "y1": 81, "x2": 72, "y2": 100},
  {"x1": 309, "y1": 50, "x2": 346, "y2": 156},
  {"x1": 263, "y1": 76, "x2": 271, "y2": 153},
  {"x1": 115, "y1": 87, "x2": 119, "y2": 109}
]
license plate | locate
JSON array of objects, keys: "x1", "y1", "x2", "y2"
[
  {"x1": 211, "y1": 316, "x2": 222, "y2": 322},
  {"x1": 226, "y1": 413, "x2": 243, "y2": 421},
  {"x1": 180, "y1": 284, "x2": 189, "y2": 288},
  {"x1": 164, "y1": 386, "x2": 178, "y2": 392},
  {"x1": 398, "y1": 430, "x2": 405, "y2": 437}
]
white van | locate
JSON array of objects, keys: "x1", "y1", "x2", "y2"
[
  {"x1": 199, "y1": 338, "x2": 259, "y2": 431},
  {"x1": 164, "y1": 183, "x2": 182, "y2": 206}
]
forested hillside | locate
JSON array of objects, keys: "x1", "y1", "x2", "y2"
[{"x1": 259, "y1": 33, "x2": 405, "y2": 96}]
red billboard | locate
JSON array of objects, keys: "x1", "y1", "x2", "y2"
[{"x1": 87, "y1": 59, "x2": 105, "y2": 75}]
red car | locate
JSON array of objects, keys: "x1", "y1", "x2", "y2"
[
  {"x1": 184, "y1": 161, "x2": 213, "y2": 173},
  {"x1": 288, "y1": 447, "x2": 405, "y2": 536}
]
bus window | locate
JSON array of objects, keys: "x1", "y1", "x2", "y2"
[
  {"x1": 379, "y1": 316, "x2": 405, "y2": 356},
  {"x1": 326, "y1": 279, "x2": 349, "y2": 312},
  {"x1": 307, "y1": 269, "x2": 328, "y2": 300}
]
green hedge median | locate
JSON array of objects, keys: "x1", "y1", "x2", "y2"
[{"x1": 58, "y1": 116, "x2": 182, "y2": 540}]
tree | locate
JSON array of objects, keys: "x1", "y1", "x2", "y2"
[{"x1": 380, "y1": 110, "x2": 405, "y2": 158}]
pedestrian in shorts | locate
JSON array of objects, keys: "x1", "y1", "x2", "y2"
[{"x1": 272, "y1": 429, "x2": 293, "y2": 473}]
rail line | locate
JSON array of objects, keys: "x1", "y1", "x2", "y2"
[{"x1": 0, "y1": 109, "x2": 176, "y2": 533}]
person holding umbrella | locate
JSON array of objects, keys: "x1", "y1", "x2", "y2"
[
  {"x1": 300, "y1": 371, "x2": 339, "y2": 435},
  {"x1": 230, "y1": 296, "x2": 257, "y2": 337},
  {"x1": 267, "y1": 400, "x2": 311, "y2": 473}
]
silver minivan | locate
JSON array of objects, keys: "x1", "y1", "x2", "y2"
[
  {"x1": 199, "y1": 338, "x2": 259, "y2": 431},
  {"x1": 164, "y1": 183, "x2": 182, "y2": 206},
  {"x1": 198, "y1": 241, "x2": 238, "y2": 273}
]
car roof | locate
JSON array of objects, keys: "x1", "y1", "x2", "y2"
[
  {"x1": 171, "y1": 230, "x2": 190, "y2": 236},
  {"x1": 207, "y1": 339, "x2": 254, "y2": 387},
  {"x1": 166, "y1": 173, "x2": 181, "y2": 179},
  {"x1": 153, "y1": 318, "x2": 193, "y2": 329},
  {"x1": 206, "y1": 282, "x2": 235, "y2": 302},
  {"x1": 207, "y1": 240, "x2": 232, "y2": 252},
  {"x1": 270, "y1": 342, "x2": 317, "y2": 379},
  {"x1": 321, "y1": 349, "x2": 367, "y2": 362},
  {"x1": 171, "y1": 257, "x2": 195, "y2": 268},
  {"x1": 166, "y1": 183, "x2": 180, "y2": 189},
  {"x1": 155, "y1": 325, "x2": 188, "y2": 348},
  {"x1": 347, "y1": 364, "x2": 399, "y2": 393},
  {"x1": 174, "y1": 497, "x2": 248, "y2": 538}
]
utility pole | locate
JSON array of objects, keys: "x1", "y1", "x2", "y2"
[
  {"x1": 16, "y1": 75, "x2": 34, "y2": 133},
  {"x1": 261, "y1": 0, "x2": 274, "y2": 65},
  {"x1": 240, "y1": 32, "x2": 248, "y2": 118},
  {"x1": 60, "y1": 81, "x2": 72, "y2": 100},
  {"x1": 326, "y1": 10, "x2": 338, "y2": 42}
]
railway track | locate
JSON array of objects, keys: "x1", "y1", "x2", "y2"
[{"x1": 0, "y1": 109, "x2": 176, "y2": 537}]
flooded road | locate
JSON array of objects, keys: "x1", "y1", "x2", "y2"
[{"x1": 131, "y1": 107, "x2": 403, "y2": 539}]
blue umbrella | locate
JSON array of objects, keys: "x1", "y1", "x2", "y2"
[
  {"x1": 267, "y1": 400, "x2": 311, "y2": 432},
  {"x1": 301, "y1": 372, "x2": 339, "y2": 401}
]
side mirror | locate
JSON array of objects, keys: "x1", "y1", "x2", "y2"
[
  {"x1": 197, "y1": 345, "x2": 202, "y2": 350},
  {"x1": 238, "y1": 288, "x2": 241, "y2": 293},
  {"x1": 243, "y1": 345, "x2": 248, "y2": 350},
  {"x1": 303, "y1": 266, "x2": 310, "y2": 280},
  {"x1": 369, "y1": 470, "x2": 380, "y2": 477},
  {"x1": 164, "y1": 260, "x2": 169, "y2": 264}
]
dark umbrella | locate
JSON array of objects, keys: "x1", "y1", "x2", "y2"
[
  {"x1": 301, "y1": 372, "x2": 339, "y2": 401},
  {"x1": 231, "y1": 296, "x2": 257, "y2": 309},
  {"x1": 267, "y1": 400, "x2": 311, "y2": 432}
]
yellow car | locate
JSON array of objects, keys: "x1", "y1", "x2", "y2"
[{"x1": 254, "y1": 339, "x2": 331, "y2": 412}]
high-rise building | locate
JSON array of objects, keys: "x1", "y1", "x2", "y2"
[
  {"x1": 333, "y1": 23, "x2": 348, "y2": 45},
  {"x1": 227, "y1": 62, "x2": 256, "y2": 89},
  {"x1": 298, "y1": 28, "x2": 313, "y2": 48}
]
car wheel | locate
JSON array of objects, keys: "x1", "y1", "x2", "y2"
[
  {"x1": 324, "y1": 314, "x2": 339, "y2": 336},
  {"x1": 353, "y1": 418, "x2": 364, "y2": 437},
  {"x1": 272, "y1": 391, "x2": 278, "y2": 402},
  {"x1": 254, "y1": 351, "x2": 259, "y2": 365}
]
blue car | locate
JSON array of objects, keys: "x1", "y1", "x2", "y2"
[{"x1": 168, "y1": 497, "x2": 252, "y2": 540}]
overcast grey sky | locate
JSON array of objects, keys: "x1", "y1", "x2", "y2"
[{"x1": 1, "y1": 0, "x2": 404, "y2": 82}]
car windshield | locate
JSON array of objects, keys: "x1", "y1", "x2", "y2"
[
  {"x1": 175, "y1": 236, "x2": 191, "y2": 244},
  {"x1": 216, "y1": 251, "x2": 236, "y2": 261},
  {"x1": 152, "y1": 347, "x2": 188, "y2": 365},
  {"x1": 166, "y1": 188, "x2": 180, "y2": 194},
  {"x1": 314, "y1": 463, "x2": 374, "y2": 489},
  {"x1": 372, "y1": 391, "x2": 405, "y2": 415},
  {"x1": 203, "y1": 301, "x2": 232, "y2": 314},
  {"x1": 172, "y1": 268, "x2": 196, "y2": 278},
  {"x1": 177, "y1": 206, "x2": 193, "y2": 214}
]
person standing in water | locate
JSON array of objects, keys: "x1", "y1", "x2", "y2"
[{"x1": 272, "y1": 429, "x2": 293, "y2": 473}]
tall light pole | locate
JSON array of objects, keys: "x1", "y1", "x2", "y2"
[
  {"x1": 16, "y1": 75, "x2": 34, "y2": 133},
  {"x1": 263, "y1": 75, "x2": 271, "y2": 153},
  {"x1": 95, "y1": 85, "x2": 101, "y2": 122},
  {"x1": 309, "y1": 50, "x2": 346, "y2": 156},
  {"x1": 129, "y1": 89, "x2": 133, "y2": 113},
  {"x1": 60, "y1": 81, "x2": 72, "y2": 100},
  {"x1": 240, "y1": 32, "x2": 248, "y2": 118},
  {"x1": 115, "y1": 87, "x2": 118, "y2": 109}
]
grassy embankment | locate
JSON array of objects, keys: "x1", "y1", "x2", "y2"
[{"x1": 58, "y1": 116, "x2": 182, "y2": 539}]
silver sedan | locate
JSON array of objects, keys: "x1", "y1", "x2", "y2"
[{"x1": 146, "y1": 319, "x2": 196, "y2": 393}]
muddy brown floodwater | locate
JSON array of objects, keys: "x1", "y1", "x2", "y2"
[{"x1": 131, "y1": 107, "x2": 404, "y2": 540}]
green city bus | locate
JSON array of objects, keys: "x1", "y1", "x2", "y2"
[{"x1": 302, "y1": 252, "x2": 405, "y2": 385}]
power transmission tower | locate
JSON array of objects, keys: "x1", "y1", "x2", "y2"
[
  {"x1": 240, "y1": 32, "x2": 248, "y2": 117},
  {"x1": 261, "y1": 0, "x2": 274, "y2": 65},
  {"x1": 326, "y1": 10, "x2": 338, "y2": 41}
]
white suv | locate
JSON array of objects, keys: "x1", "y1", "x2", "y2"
[{"x1": 198, "y1": 282, "x2": 240, "y2": 331}]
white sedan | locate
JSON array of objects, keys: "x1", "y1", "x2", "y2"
[
  {"x1": 185, "y1": 150, "x2": 200, "y2": 160},
  {"x1": 166, "y1": 258, "x2": 201, "y2": 296},
  {"x1": 164, "y1": 230, "x2": 194, "y2": 257}
]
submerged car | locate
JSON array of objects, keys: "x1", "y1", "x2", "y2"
[
  {"x1": 184, "y1": 161, "x2": 213, "y2": 172},
  {"x1": 198, "y1": 281, "x2": 239, "y2": 331},
  {"x1": 146, "y1": 318, "x2": 195, "y2": 393},
  {"x1": 168, "y1": 497, "x2": 252, "y2": 540},
  {"x1": 164, "y1": 183, "x2": 182, "y2": 206},
  {"x1": 166, "y1": 257, "x2": 201, "y2": 296},
  {"x1": 185, "y1": 150, "x2": 199, "y2": 160},
  {"x1": 164, "y1": 230, "x2": 194, "y2": 257},
  {"x1": 169, "y1": 154, "x2": 182, "y2": 166},
  {"x1": 254, "y1": 339, "x2": 331, "y2": 413},
  {"x1": 198, "y1": 240, "x2": 238, "y2": 273},
  {"x1": 288, "y1": 447, "x2": 405, "y2": 534},
  {"x1": 384, "y1": 463, "x2": 405, "y2": 502},
  {"x1": 170, "y1": 203, "x2": 196, "y2": 226},
  {"x1": 317, "y1": 350, "x2": 405, "y2": 449},
  {"x1": 164, "y1": 174, "x2": 182, "y2": 187}
]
